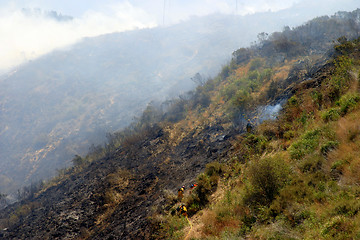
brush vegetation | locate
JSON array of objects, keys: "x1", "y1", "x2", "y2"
[
  {"x1": 154, "y1": 36, "x2": 360, "y2": 239},
  {"x1": 2, "y1": 9, "x2": 360, "y2": 240}
]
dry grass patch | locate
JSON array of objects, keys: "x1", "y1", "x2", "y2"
[
  {"x1": 325, "y1": 113, "x2": 360, "y2": 185},
  {"x1": 96, "y1": 169, "x2": 131, "y2": 227}
]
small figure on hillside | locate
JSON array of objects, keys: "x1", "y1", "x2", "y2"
[
  {"x1": 177, "y1": 204, "x2": 188, "y2": 217},
  {"x1": 246, "y1": 119, "x2": 253, "y2": 133},
  {"x1": 178, "y1": 186, "x2": 185, "y2": 201},
  {"x1": 189, "y1": 183, "x2": 198, "y2": 194}
]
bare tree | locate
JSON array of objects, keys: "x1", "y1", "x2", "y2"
[
  {"x1": 0, "y1": 192, "x2": 7, "y2": 208},
  {"x1": 191, "y1": 73, "x2": 206, "y2": 86}
]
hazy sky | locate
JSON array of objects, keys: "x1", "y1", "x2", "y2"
[
  {"x1": 0, "y1": 0, "x2": 302, "y2": 19},
  {"x1": 0, "y1": 0, "x2": 359, "y2": 73}
]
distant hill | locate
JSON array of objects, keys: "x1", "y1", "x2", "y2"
[{"x1": 20, "y1": 8, "x2": 73, "y2": 21}]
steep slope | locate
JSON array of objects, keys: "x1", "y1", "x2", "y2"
[
  {"x1": 1, "y1": 8, "x2": 360, "y2": 240},
  {"x1": 155, "y1": 30, "x2": 360, "y2": 240},
  {"x1": 0, "y1": 121, "x2": 235, "y2": 239},
  {"x1": 0, "y1": 11, "x2": 313, "y2": 195}
]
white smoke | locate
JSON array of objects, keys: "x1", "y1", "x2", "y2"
[
  {"x1": 0, "y1": 0, "x2": 359, "y2": 74},
  {"x1": 257, "y1": 103, "x2": 283, "y2": 122},
  {"x1": 0, "y1": 2, "x2": 156, "y2": 74}
]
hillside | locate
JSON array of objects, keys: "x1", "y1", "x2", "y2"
[
  {"x1": 159, "y1": 38, "x2": 360, "y2": 240},
  {"x1": 0, "y1": 11, "x2": 315, "y2": 195},
  {"x1": 1, "y1": 8, "x2": 360, "y2": 240}
]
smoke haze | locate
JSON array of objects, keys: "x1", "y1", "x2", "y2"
[
  {"x1": 0, "y1": 2, "x2": 156, "y2": 73},
  {"x1": 0, "y1": 0, "x2": 359, "y2": 195},
  {"x1": 1, "y1": 0, "x2": 359, "y2": 74}
]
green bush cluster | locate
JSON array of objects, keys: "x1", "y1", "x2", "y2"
[
  {"x1": 243, "y1": 134, "x2": 268, "y2": 156},
  {"x1": 332, "y1": 199, "x2": 360, "y2": 217},
  {"x1": 185, "y1": 162, "x2": 223, "y2": 215},
  {"x1": 321, "y1": 216, "x2": 354, "y2": 239},
  {"x1": 311, "y1": 90, "x2": 323, "y2": 109},
  {"x1": 321, "y1": 93, "x2": 360, "y2": 122},
  {"x1": 336, "y1": 93, "x2": 360, "y2": 115},
  {"x1": 289, "y1": 129, "x2": 320, "y2": 160},
  {"x1": 334, "y1": 36, "x2": 355, "y2": 55},
  {"x1": 320, "y1": 140, "x2": 339, "y2": 156},
  {"x1": 244, "y1": 157, "x2": 290, "y2": 207},
  {"x1": 321, "y1": 108, "x2": 340, "y2": 122},
  {"x1": 219, "y1": 66, "x2": 274, "y2": 122},
  {"x1": 298, "y1": 155, "x2": 323, "y2": 173},
  {"x1": 150, "y1": 214, "x2": 188, "y2": 240},
  {"x1": 249, "y1": 58, "x2": 264, "y2": 71},
  {"x1": 325, "y1": 56, "x2": 353, "y2": 103},
  {"x1": 333, "y1": 55, "x2": 353, "y2": 81}
]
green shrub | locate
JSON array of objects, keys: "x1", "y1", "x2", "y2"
[
  {"x1": 331, "y1": 160, "x2": 344, "y2": 171},
  {"x1": 260, "y1": 68, "x2": 273, "y2": 82},
  {"x1": 298, "y1": 155, "x2": 323, "y2": 173},
  {"x1": 186, "y1": 200, "x2": 201, "y2": 216},
  {"x1": 186, "y1": 170, "x2": 220, "y2": 211},
  {"x1": 321, "y1": 108, "x2": 340, "y2": 122},
  {"x1": 205, "y1": 162, "x2": 223, "y2": 177},
  {"x1": 288, "y1": 95, "x2": 299, "y2": 106},
  {"x1": 299, "y1": 111, "x2": 309, "y2": 125},
  {"x1": 153, "y1": 215, "x2": 188, "y2": 240},
  {"x1": 231, "y1": 89, "x2": 252, "y2": 109},
  {"x1": 221, "y1": 83, "x2": 237, "y2": 101},
  {"x1": 283, "y1": 130, "x2": 295, "y2": 140},
  {"x1": 72, "y1": 154, "x2": 87, "y2": 167},
  {"x1": 220, "y1": 65, "x2": 231, "y2": 80},
  {"x1": 333, "y1": 55, "x2": 353, "y2": 81},
  {"x1": 269, "y1": 178, "x2": 313, "y2": 219},
  {"x1": 244, "y1": 134, "x2": 268, "y2": 155},
  {"x1": 248, "y1": 71, "x2": 260, "y2": 81},
  {"x1": 249, "y1": 58, "x2": 264, "y2": 71},
  {"x1": 289, "y1": 129, "x2": 320, "y2": 160},
  {"x1": 337, "y1": 93, "x2": 360, "y2": 116},
  {"x1": 311, "y1": 90, "x2": 323, "y2": 109},
  {"x1": 321, "y1": 216, "x2": 354, "y2": 239},
  {"x1": 267, "y1": 80, "x2": 278, "y2": 99},
  {"x1": 327, "y1": 78, "x2": 342, "y2": 102},
  {"x1": 325, "y1": 56, "x2": 353, "y2": 103},
  {"x1": 244, "y1": 157, "x2": 291, "y2": 206},
  {"x1": 332, "y1": 199, "x2": 360, "y2": 217},
  {"x1": 320, "y1": 141, "x2": 339, "y2": 156},
  {"x1": 334, "y1": 37, "x2": 355, "y2": 54}
]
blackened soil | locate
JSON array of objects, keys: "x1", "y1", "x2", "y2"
[{"x1": 0, "y1": 123, "x2": 236, "y2": 239}]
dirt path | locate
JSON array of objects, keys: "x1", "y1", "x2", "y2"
[{"x1": 182, "y1": 180, "x2": 227, "y2": 239}]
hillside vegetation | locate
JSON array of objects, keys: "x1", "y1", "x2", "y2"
[
  {"x1": 0, "y1": 13, "x2": 264, "y2": 194},
  {"x1": 152, "y1": 19, "x2": 360, "y2": 240},
  {"x1": 1, "y1": 9, "x2": 360, "y2": 240},
  {"x1": 154, "y1": 38, "x2": 360, "y2": 240},
  {"x1": 0, "y1": 10, "x2": 311, "y2": 195}
]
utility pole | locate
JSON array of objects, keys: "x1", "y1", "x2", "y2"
[
  {"x1": 163, "y1": 0, "x2": 166, "y2": 25},
  {"x1": 236, "y1": 0, "x2": 238, "y2": 15}
]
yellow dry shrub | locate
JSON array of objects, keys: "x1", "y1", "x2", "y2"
[
  {"x1": 103, "y1": 169, "x2": 131, "y2": 207},
  {"x1": 104, "y1": 190, "x2": 123, "y2": 205},
  {"x1": 342, "y1": 158, "x2": 360, "y2": 185},
  {"x1": 327, "y1": 112, "x2": 360, "y2": 185},
  {"x1": 336, "y1": 116, "x2": 360, "y2": 143}
]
